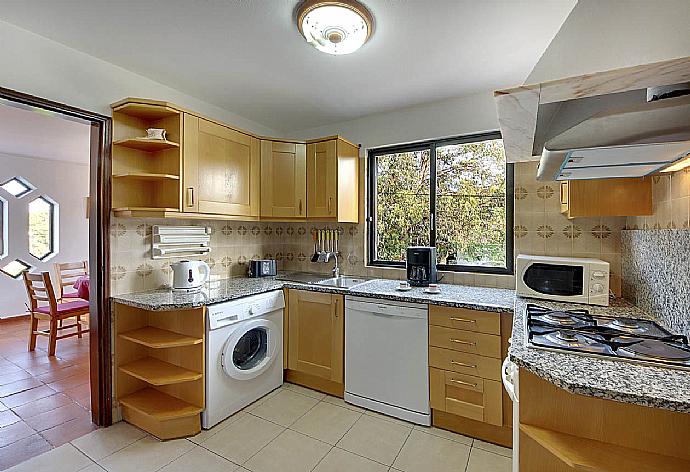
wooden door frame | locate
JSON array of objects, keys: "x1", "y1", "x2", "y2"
[{"x1": 0, "y1": 86, "x2": 113, "y2": 426}]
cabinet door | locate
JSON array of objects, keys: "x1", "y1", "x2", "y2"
[
  {"x1": 261, "y1": 141, "x2": 306, "y2": 218},
  {"x1": 287, "y1": 289, "x2": 343, "y2": 383},
  {"x1": 184, "y1": 115, "x2": 259, "y2": 216},
  {"x1": 307, "y1": 140, "x2": 337, "y2": 218}
]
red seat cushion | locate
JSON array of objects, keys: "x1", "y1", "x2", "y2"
[
  {"x1": 62, "y1": 292, "x2": 81, "y2": 299},
  {"x1": 36, "y1": 300, "x2": 89, "y2": 315}
]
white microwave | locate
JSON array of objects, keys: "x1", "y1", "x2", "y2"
[{"x1": 515, "y1": 255, "x2": 610, "y2": 306}]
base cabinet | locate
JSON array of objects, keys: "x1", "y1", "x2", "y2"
[{"x1": 286, "y1": 289, "x2": 344, "y2": 396}]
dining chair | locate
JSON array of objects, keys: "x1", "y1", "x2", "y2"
[
  {"x1": 22, "y1": 271, "x2": 89, "y2": 356},
  {"x1": 54, "y1": 260, "x2": 89, "y2": 302}
]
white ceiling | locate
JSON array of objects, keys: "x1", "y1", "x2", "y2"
[
  {"x1": 0, "y1": 102, "x2": 91, "y2": 164},
  {"x1": 0, "y1": 0, "x2": 576, "y2": 133}
]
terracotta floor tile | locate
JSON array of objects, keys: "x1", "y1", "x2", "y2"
[
  {"x1": 1, "y1": 385, "x2": 57, "y2": 409},
  {"x1": 0, "y1": 410, "x2": 20, "y2": 428},
  {"x1": 36, "y1": 364, "x2": 88, "y2": 384},
  {"x1": 0, "y1": 434, "x2": 52, "y2": 470},
  {"x1": 63, "y1": 382, "x2": 91, "y2": 402},
  {"x1": 0, "y1": 400, "x2": 7, "y2": 412},
  {"x1": 13, "y1": 393, "x2": 73, "y2": 419},
  {"x1": 0, "y1": 420, "x2": 36, "y2": 448},
  {"x1": 0, "y1": 377, "x2": 43, "y2": 398},
  {"x1": 0, "y1": 369, "x2": 33, "y2": 386},
  {"x1": 46, "y1": 374, "x2": 90, "y2": 394},
  {"x1": 24, "y1": 402, "x2": 89, "y2": 432},
  {"x1": 40, "y1": 414, "x2": 97, "y2": 447}
]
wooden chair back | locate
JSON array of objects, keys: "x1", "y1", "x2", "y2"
[
  {"x1": 54, "y1": 261, "x2": 88, "y2": 299},
  {"x1": 22, "y1": 271, "x2": 59, "y2": 317}
]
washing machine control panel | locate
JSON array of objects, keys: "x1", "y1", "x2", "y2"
[{"x1": 208, "y1": 291, "x2": 285, "y2": 330}]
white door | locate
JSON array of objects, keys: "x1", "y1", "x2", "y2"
[{"x1": 221, "y1": 318, "x2": 278, "y2": 380}]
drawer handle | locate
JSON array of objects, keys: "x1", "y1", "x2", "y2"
[
  {"x1": 450, "y1": 339, "x2": 476, "y2": 346},
  {"x1": 450, "y1": 317, "x2": 476, "y2": 323},
  {"x1": 450, "y1": 360, "x2": 477, "y2": 368},
  {"x1": 449, "y1": 378, "x2": 478, "y2": 388}
]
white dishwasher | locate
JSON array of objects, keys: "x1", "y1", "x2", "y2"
[{"x1": 344, "y1": 296, "x2": 430, "y2": 425}]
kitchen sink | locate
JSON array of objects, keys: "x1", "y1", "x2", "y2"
[{"x1": 315, "y1": 276, "x2": 369, "y2": 289}]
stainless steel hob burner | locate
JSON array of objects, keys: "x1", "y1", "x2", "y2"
[{"x1": 525, "y1": 304, "x2": 690, "y2": 370}]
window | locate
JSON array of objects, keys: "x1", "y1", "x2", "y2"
[
  {"x1": 0, "y1": 176, "x2": 35, "y2": 198},
  {"x1": 28, "y1": 196, "x2": 58, "y2": 261},
  {"x1": 0, "y1": 259, "x2": 31, "y2": 279},
  {"x1": 368, "y1": 132, "x2": 513, "y2": 274}
]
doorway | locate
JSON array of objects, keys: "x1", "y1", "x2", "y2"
[{"x1": 0, "y1": 88, "x2": 111, "y2": 469}]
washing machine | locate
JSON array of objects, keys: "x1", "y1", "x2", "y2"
[{"x1": 202, "y1": 290, "x2": 284, "y2": 429}]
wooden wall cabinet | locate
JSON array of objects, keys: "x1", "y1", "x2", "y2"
[
  {"x1": 183, "y1": 115, "x2": 260, "y2": 217},
  {"x1": 306, "y1": 137, "x2": 359, "y2": 222},
  {"x1": 429, "y1": 305, "x2": 513, "y2": 447},
  {"x1": 260, "y1": 140, "x2": 307, "y2": 218},
  {"x1": 285, "y1": 289, "x2": 344, "y2": 396},
  {"x1": 560, "y1": 177, "x2": 652, "y2": 218}
]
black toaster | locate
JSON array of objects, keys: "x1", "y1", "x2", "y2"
[{"x1": 248, "y1": 259, "x2": 277, "y2": 277}]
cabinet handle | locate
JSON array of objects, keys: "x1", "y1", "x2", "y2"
[
  {"x1": 186, "y1": 187, "x2": 195, "y2": 207},
  {"x1": 450, "y1": 339, "x2": 476, "y2": 346},
  {"x1": 450, "y1": 360, "x2": 477, "y2": 369},
  {"x1": 449, "y1": 378, "x2": 478, "y2": 388},
  {"x1": 298, "y1": 199, "x2": 302, "y2": 215},
  {"x1": 450, "y1": 317, "x2": 476, "y2": 323},
  {"x1": 333, "y1": 298, "x2": 339, "y2": 318},
  {"x1": 328, "y1": 197, "x2": 332, "y2": 214}
]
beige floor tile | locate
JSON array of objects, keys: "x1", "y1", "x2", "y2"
[
  {"x1": 159, "y1": 446, "x2": 239, "y2": 472},
  {"x1": 189, "y1": 411, "x2": 246, "y2": 444},
  {"x1": 284, "y1": 383, "x2": 327, "y2": 400},
  {"x1": 98, "y1": 436, "x2": 194, "y2": 472},
  {"x1": 322, "y1": 396, "x2": 365, "y2": 413},
  {"x1": 244, "y1": 429, "x2": 330, "y2": 472},
  {"x1": 249, "y1": 389, "x2": 319, "y2": 427},
  {"x1": 313, "y1": 448, "x2": 388, "y2": 472},
  {"x1": 240, "y1": 386, "x2": 285, "y2": 413},
  {"x1": 336, "y1": 415, "x2": 411, "y2": 466},
  {"x1": 412, "y1": 425, "x2": 473, "y2": 446},
  {"x1": 78, "y1": 465, "x2": 106, "y2": 472},
  {"x1": 393, "y1": 430, "x2": 470, "y2": 472},
  {"x1": 290, "y1": 402, "x2": 361, "y2": 445},
  {"x1": 466, "y1": 448, "x2": 512, "y2": 472},
  {"x1": 363, "y1": 410, "x2": 416, "y2": 428},
  {"x1": 472, "y1": 439, "x2": 512, "y2": 457},
  {"x1": 201, "y1": 414, "x2": 284, "y2": 464},
  {"x1": 72, "y1": 421, "x2": 148, "y2": 461},
  {"x1": 6, "y1": 443, "x2": 93, "y2": 472}
]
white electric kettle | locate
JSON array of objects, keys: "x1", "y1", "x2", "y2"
[{"x1": 170, "y1": 260, "x2": 210, "y2": 291}]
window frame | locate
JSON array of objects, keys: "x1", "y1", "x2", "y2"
[
  {"x1": 27, "y1": 195, "x2": 59, "y2": 262},
  {"x1": 367, "y1": 131, "x2": 514, "y2": 275}
]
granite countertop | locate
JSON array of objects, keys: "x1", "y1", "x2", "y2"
[
  {"x1": 110, "y1": 274, "x2": 515, "y2": 312},
  {"x1": 509, "y1": 296, "x2": 690, "y2": 413}
]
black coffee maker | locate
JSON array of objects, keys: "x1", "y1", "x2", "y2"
[{"x1": 406, "y1": 246, "x2": 437, "y2": 287}]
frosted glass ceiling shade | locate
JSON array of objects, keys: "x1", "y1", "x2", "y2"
[{"x1": 297, "y1": 0, "x2": 373, "y2": 55}]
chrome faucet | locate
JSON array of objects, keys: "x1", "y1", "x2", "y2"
[{"x1": 324, "y1": 252, "x2": 340, "y2": 278}]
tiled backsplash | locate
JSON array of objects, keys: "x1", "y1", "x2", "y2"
[
  {"x1": 625, "y1": 171, "x2": 690, "y2": 230},
  {"x1": 513, "y1": 162, "x2": 625, "y2": 295},
  {"x1": 110, "y1": 160, "x2": 629, "y2": 296}
]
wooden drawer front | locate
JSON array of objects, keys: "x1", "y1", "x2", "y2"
[
  {"x1": 429, "y1": 346, "x2": 501, "y2": 381},
  {"x1": 430, "y1": 367, "x2": 502, "y2": 426},
  {"x1": 429, "y1": 325, "x2": 501, "y2": 358},
  {"x1": 429, "y1": 305, "x2": 501, "y2": 335}
]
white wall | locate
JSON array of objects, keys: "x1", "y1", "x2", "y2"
[
  {"x1": 0, "y1": 153, "x2": 90, "y2": 317},
  {"x1": 0, "y1": 20, "x2": 277, "y2": 136},
  {"x1": 290, "y1": 91, "x2": 499, "y2": 151},
  {"x1": 527, "y1": 0, "x2": 690, "y2": 83}
]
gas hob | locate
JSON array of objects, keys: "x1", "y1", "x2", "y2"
[{"x1": 525, "y1": 304, "x2": 690, "y2": 370}]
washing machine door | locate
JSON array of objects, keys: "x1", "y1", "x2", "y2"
[{"x1": 221, "y1": 318, "x2": 278, "y2": 380}]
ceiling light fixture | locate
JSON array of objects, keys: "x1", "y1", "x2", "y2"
[{"x1": 297, "y1": 0, "x2": 374, "y2": 55}]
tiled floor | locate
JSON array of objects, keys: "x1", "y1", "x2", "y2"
[
  {"x1": 0, "y1": 316, "x2": 94, "y2": 470},
  {"x1": 6, "y1": 382, "x2": 512, "y2": 472}
]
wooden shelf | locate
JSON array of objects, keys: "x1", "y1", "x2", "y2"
[
  {"x1": 114, "y1": 138, "x2": 180, "y2": 152},
  {"x1": 120, "y1": 357, "x2": 202, "y2": 386},
  {"x1": 119, "y1": 326, "x2": 203, "y2": 349},
  {"x1": 119, "y1": 388, "x2": 202, "y2": 420},
  {"x1": 520, "y1": 424, "x2": 690, "y2": 472},
  {"x1": 112, "y1": 101, "x2": 180, "y2": 120},
  {"x1": 113, "y1": 173, "x2": 180, "y2": 181}
]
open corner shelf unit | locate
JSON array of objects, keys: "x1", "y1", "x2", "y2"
[
  {"x1": 114, "y1": 302, "x2": 205, "y2": 439},
  {"x1": 111, "y1": 100, "x2": 183, "y2": 214}
]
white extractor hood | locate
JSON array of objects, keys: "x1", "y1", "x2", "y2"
[{"x1": 536, "y1": 86, "x2": 690, "y2": 181}]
